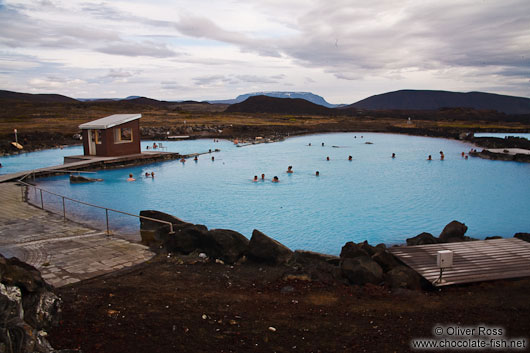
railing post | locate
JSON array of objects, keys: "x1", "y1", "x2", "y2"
[
  {"x1": 40, "y1": 189, "x2": 44, "y2": 209},
  {"x1": 105, "y1": 209, "x2": 110, "y2": 236},
  {"x1": 62, "y1": 196, "x2": 66, "y2": 220}
]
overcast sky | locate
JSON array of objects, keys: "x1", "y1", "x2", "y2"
[{"x1": 0, "y1": 0, "x2": 528, "y2": 103}]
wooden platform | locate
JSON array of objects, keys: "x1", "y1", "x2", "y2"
[
  {"x1": 0, "y1": 151, "x2": 181, "y2": 183},
  {"x1": 388, "y1": 238, "x2": 530, "y2": 286}
]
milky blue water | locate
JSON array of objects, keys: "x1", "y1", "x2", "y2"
[
  {"x1": 19, "y1": 133, "x2": 530, "y2": 255},
  {"x1": 0, "y1": 145, "x2": 84, "y2": 175}
]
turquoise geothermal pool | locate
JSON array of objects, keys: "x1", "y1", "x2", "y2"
[{"x1": 15, "y1": 133, "x2": 530, "y2": 255}]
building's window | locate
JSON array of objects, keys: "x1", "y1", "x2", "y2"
[
  {"x1": 90, "y1": 130, "x2": 102, "y2": 144},
  {"x1": 114, "y1": 127, "x2": 133, "y2": 143}
]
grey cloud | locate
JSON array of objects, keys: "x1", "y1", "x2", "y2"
[
  {"x1": 103, "y1": 69, "x2": 135, "y2": 79},
  {"x1": 193, "y1": 75, "x2": 232, "y2": 86},
  {"x1": 97, "y1": 41, "x2": 178, "y2": 58},
  {"x1": 160, "y1": 81, "x2": 187, "y2": 90},
  {"x1": 234, "y1": 74, "x2": 284, "y2": 84},
  {"x1": 240, "y1": 0, "x2": 529, "y2": 87},
  {"x1": 0, "y1": 4, "x2": 120, "y2": 48},
  {"x1": 174, "y1": 15, "x2": 282, "y2": 57},
  {"x1": 193, "y1": 74, "x2": 285, "y2": 86},
  {"x1": 0, "y1": 2, "x2": 173, "y2": 59},
  {"x1": 81, "y1": 2, "x2": 174, "y2": 28}
]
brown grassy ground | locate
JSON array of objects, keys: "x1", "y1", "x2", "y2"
[{"x1": 2, "y1": 100, "x2": 530, "y2": 136}]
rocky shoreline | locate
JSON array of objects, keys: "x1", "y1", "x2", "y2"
[{"x1": 140, "y1": 210, "x2": 530, "y2": 291}]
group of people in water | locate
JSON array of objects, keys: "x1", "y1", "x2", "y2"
[
  {"x1": 127, "y1": 171, "x2": 156, "y2": 181},
  {"x1": 425, "y1": 151, "x2": 468, "y2": 160},
  {"x1": 129, "y1": 139, "x2": 474, "y2": 183},
  {"x1": 146, "y1": 142, "x2": 158, "y2": 150}
]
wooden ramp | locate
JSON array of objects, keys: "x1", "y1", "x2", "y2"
[{"x1": 388, "y1": 238, "x2": 530, "y2": 286}]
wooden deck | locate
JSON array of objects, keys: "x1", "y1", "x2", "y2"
[
  {"x1": 388, "y1": 238, "x2": 530, "y2": 286},
  {"x1": 0, "y1": 151, "x2": 182, "y2": 183}
]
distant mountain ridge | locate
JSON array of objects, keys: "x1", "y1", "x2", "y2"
[
  {"x1": 210, "y1": 91, "x2": 338, "y2": 108},
  {"x1": 2, "y1": 89, "x2": 530, "y2": 115},
  {"x1": 349, "y1": 90, "x2": 530, "y2": 115},
  {"x1": 0, "y1": 90, "x2": 78, "y2": 103}
]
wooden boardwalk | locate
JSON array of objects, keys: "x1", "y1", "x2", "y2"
[
  {"x1": 0, "y1": 151, "x2": 183, "y2": 183},
  {"x1": 388, "y1": 238, "x2": 530, "y2": 286}
]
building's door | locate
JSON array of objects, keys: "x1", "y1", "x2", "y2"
[{"x1": 88, "y1": 130, "x2": 96, "y2": 155}]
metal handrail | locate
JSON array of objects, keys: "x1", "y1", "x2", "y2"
[{"x1": 16, "y1": 180, "x2": 175, "y2": 235}]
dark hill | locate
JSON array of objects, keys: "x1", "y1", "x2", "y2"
[
  {"x1": 125, "y1": 97, "x2": 168, "y2": 106},
  {"x1": 0, "y1": 90, "x2": 78, "y2": 104},
  {"x1": 225, "y1": 95, "x2": 335, "y2": 115},
  {"x1": 212, "y1": 91, "x2": 337, "y2": 108},
  {"x1": 348, "y1": 90, "x2": 530, "y2": 115}
]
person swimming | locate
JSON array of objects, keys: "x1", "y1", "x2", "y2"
[
  {"x1": 145, "y1": 172, "x2": 150, "y2": 177},
  {"x1": 392, "y1": 153, "x2": 396, "y2": 158},
  {"x1": 322, "y1": 142, "x2": 324, "y2": 146},
  {"x1": 272, "y1": 176, "x2": 279, "y2": 182},
  {"x1": 287, "y1": 165, "x2": 293, "y2": 173},
  {"x1": 461, "y1": 152, "x2": 465, "y2": 157},
  {"x1": 127, "y1": 173, "x2": 135, "y2": 181},
  {"x1": 348, "y1": 155, "x2": 352, "y2": 161},
  {"x1": 308, "y1": 143, "x2": 311, "y2": 146},
  {"x1": 194, "y1": 156, "x2": 198, "y2": 161},
  {"x1": 151, "y1": 171, "x2": 155, "y2": 178},
  {"x1": 315, "y1": 171, "x2": 320, "y2": 176},
  {"x1": 180, "y1": 158, "x2": 186, "y2": 163},
  {"x1": 211, "y1": 156, "x2": 215, "y2": 161},
  {"x1": 253, "y1": 175, "x2": 258, "y2": 182},
  {"x1": 326, "y1": 156, "x2": 330, "y2": 161},
  {"x1": 428, "y1": 155, "x2": 432, "y2": 160},
  {"x1": 261, "y1": 173, "x2": 265, "y2": 180}
]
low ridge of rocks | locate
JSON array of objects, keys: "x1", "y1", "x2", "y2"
[{"x1": 140, "y1": 212, "x2": 529, "y2": 291}]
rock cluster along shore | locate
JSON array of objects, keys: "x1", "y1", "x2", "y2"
[
  {"x1": 465, "y1": 135, "x2": 530, "y2": 162},
  {"x1": 469, "y1": 149, "x2": 530, "y2": 162},
  {"x1": 0, "y1": 254, "x2": 78, "y2": 353},
  {"x1": 138, "y1": 211, "x2": 428, "y2": 290},
  {"x1": 406, "y1": 220, "x2": 530, "y2": 245},
  {"x1": 140, "y1": 211, "x2": 530, "y2": 291}
]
